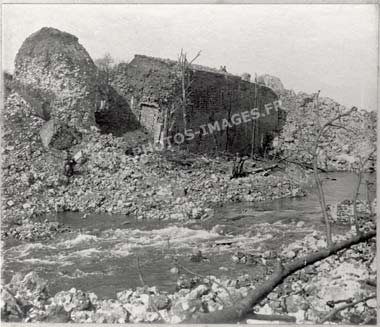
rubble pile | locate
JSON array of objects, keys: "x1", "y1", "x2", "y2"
[
  {"x1": 2, "y1": 92, "x2": 303, "y2": 239},
  {"x1": 0, "y1": 270, "x2": 253, "y2": 323},
  {"x1": 2, "y1": 93, "x2": 50, "y2": 226},
  {"x1": 274, "y1": 89, "x2": 376, "y2": 171}
]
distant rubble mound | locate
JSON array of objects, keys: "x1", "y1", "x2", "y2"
[
  {"x1": 14, "y1": 27, "x2": 98, "y2": 130},
  {"x1": 274, "y1": 89, "x2": 376, "y2": 171},
  {"x1": 257, "y1": 74, "x2": 285, "y2": 95}
]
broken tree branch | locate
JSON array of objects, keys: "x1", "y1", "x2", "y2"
[
  {"x1": 251, "y1": 164, "x2": 278, "y2": 175},
  {"x1": 365, "y1": 279, "x2": 376, "y2": 288},
  {"x1": 313, "y1": 153, "x2": 332, "y2": 247},
  {"x1": 319, "y1": 294, "x2": 375, "y2": 323},
  {"x1": 189, "y1": 50, "x2": 202, "y2": 65},
  {"x1": 366, "y1": 180, "x2": 376, "y2": 223},
  {"x1": 311, "y1": 105, "x2": 356, "y2": 249},
  {"x1": 182, "y1": 229, "x2": 375, "y2": 323}
]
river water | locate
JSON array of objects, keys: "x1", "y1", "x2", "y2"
[{"x1": 2, "y1": 172, "x2": 375, "y2": 299}]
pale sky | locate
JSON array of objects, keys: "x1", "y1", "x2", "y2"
[{"x1": 2, "y1": 4, "x2": 379, "y2": 110}]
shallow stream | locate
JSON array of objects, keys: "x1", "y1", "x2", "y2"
[{"x1": 2, "y1": 172, "x2": 374, "y2": 298}]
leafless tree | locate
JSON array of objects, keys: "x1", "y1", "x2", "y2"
[
  {"x1": 94, "y1": 53, "x2": 114, "y2": 110},
  {"x1": 250, "y1": 73, "x2": 258, "y2": 157},
  {"x1": 278, "y1": 90, "x2": 357, "y2": 248},
  {"x1": 310, "y1": 92, "x2": 356, "y2": 247},
  {"x1": 161, "y1": 50, "x2": 201, "y2": 149}
]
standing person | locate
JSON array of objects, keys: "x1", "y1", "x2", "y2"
[
  {"x1": 231, "y1": 152, "x2": 242, "y2": 178},
  {"x1": 238, "y1": 155, "x2": 248, "y2": 175},
  {"x1": 63, "y1": 151, "x2": 76, "y2": 183}
]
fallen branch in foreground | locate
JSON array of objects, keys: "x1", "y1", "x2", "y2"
[
  {"x1": 319, "y1": 294, "x2": 375, "y2": 324},
  {"x1": 365, "y1": 279, "x2": 376, "y2": 288},
  {"x1": 251, "y1": 164, "x2": 278, "y2": 175},
  {"x1": 183, "y1": 229, "x2": 376, "y2": 323}
]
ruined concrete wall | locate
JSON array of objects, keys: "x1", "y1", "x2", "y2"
[
  {"x1": 111, "y1": 55, "x2": 280, "y2": 154},
  {"x1": 175, "y1": 70, "x2": 279, "y2": 154},
  {"x1": 180, "y1": 70, "x2": 242, "y2": 152}
]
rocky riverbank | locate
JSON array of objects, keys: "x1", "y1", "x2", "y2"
[{"x1": 1, "y1": 225, "x2": 376, "y2": 324}]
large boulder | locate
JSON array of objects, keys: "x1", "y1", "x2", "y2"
[
  {"x1": 14, "y1": 27, "x2": 98, "y2": 129},
  {"x1": 257, "y1": 74, "x2": 285, "y2": 95}
]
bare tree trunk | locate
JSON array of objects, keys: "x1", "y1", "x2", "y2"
[
  {"x1": 225, "y1": 91, "x2": 232, "y2": 152},
  {"x1": 176, "y1": 50, "x2": 200, "y2": 151},
  {"x1": 366, "y1": 180, "x2": 375, "y2": 223},
  {"x1": 313, "y1": 155, "x2": 333, "y2": 247},
  {"x1": 251, "y1": 74, "x2": 258, "y2": 157},
  {"x1": 250, "y1": 125, "x2": 255, "y2": 157},
  {"x1": 161, "y1": 107, "x2": 169, "y2": 149},
  {"x1": 309, "y1": 93, "x2": 356, "y2": 249},
  {"x1": 352, "y1": 151, "x2": 375, "y2": 232},
  {"x1": 179, "y1": 50, "x2": 189, "y2": 150},
  {"x1": 312, "y1": 92, "x2": 332, "y2": 247},
  {"x1": 353, "y1": 172, "x2": 362, "y2": 234},
  {"x1": 181, "y1": 60, "x2": 187, "y2": 137}
]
